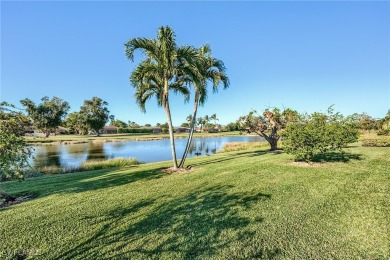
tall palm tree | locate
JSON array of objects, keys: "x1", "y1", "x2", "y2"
[
  {"x1": 186, "y1": 114, "x2": 193, "y2": 126},
  {"x1": 204, "y1": 115, "x2": 210, "y2": 131},
  {"x1": 125, "y1": 26, "x2": 198, "y2": 170},
  {"x1": 210, "y1": 113, "x2": 218, "y2": 128},
  {"x1": 197, "y1": 117, "x2": 204, "y2": 131},
  {"x1": 179, "y1": 45, "x2": 229, "y2": 168}
]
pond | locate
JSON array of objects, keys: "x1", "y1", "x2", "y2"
[{"x1": 31, "y1": 136, "x2": 265, "y2": 169}]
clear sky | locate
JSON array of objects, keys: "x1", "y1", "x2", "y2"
[{"x1": 1, "y1": 1, "x2": 389, "y2": 126}]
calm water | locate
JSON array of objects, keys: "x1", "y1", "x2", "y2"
[{"x1": 31, "y1": 136, "x2": 264, "y2": 169}]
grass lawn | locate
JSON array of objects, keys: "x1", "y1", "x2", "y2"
[
  {"x1": 24, "y1": 131, "x2": 242, "y2": 145},
  {"x1": 0, "y1": 144, "x2": 389, "y2": 259}
]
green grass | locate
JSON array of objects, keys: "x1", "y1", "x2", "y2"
[
  {"x1": 0, "y1": 145, "x2": 389, "y2": 259},
  {"x1": 24, "y1": 131, "x2": 242, "y2": 145},
  {"x1": 219, "y1": 141, "x2": 272, "y2": 152}
]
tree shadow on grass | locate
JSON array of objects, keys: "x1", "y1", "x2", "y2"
[
  {"x1": 4, "y1": 149, "x2": 277, "y2": 204},
  {"x1": 312, "y1": 152, "x2": 363, "y2": 163},
  {"x1": 188, "y1": 149, "x2": 272, "y2": 168},
  {"x1": 55, "y1": 185, "x2": 279, "y2": 259},
  {"x1": 2, "y1": 166, "x2": 167, "y2": 202}
]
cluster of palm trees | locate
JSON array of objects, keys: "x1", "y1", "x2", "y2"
[
  {"x1": 195, "y1": 114, "x2": 219, "y2": 130},
  {"x1": 125, "y1": 26, "x2": 229, "y2": 170}
]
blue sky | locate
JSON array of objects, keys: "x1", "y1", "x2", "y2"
[{"x1": 1, "y1": 1, "x2": 389, "y2": 126}]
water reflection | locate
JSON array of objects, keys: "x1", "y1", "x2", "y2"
[
  {"x1": 31, "y1": 136, "x2": 264, "y2": 169},
  {"x1": 86, "y1": 142, "x2": 107, "y2": 161}
]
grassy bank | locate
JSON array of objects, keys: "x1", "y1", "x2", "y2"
[
  {"x1": 25, "y1": 131, "x2": 242, "y2": 145},
  {"x1": 31, "y1": 158, "x2": 139, "y2": 175},
  {"x1": 0, "y1": 145, "x2": 389, "y2": 258}
]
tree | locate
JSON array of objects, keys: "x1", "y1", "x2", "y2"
[
  {"x1": 65, "y1": 112, "x2": 88, "y2": 135},
  {"x1": 197, "y1": 117, "x2": 205, "y2": 131},
  {"x1": 0, "y1": 102, "x2": 33, "y2": 201},
  {"x1": 186, "y1": 114, "x2": 193, "y2": 126},
  {"x1": 178, "y1": 45, "x2": 229, "y2": 168},
  {"x1": 128, "y1": 121, "x2": 140, "y2": 128},
  {"x1": 210, "y1": 113, "x2": 218, "y2": 129},
  {"x1": 79, "y1": 97, "x2": 110, "y2": 136},
  {"x1": 125, "y1": 26, "x2": 199, "y2": 170},
  {"x1": 377, "y1": 110, "x2": 390, "y2": 135},
  {"x1": 283, "y1": 108, "x2": 359, "y2": 162},
  {"x1": 109, "y1": 116, "x2": 128, "y2": 128},
  {"x1": 109, "y1": 115, "x2": 116, "y2": 125},
  {"x1": 238, "y1": 108, "x2": 298, "y2": 151},
  {"x1": 225, "y1": 121, "x2": 240, "y2": 131},
  {"x1": 203, "y1": 115, "x2": 210, "y2": 130},
  {"x1": 350, "y1": 113, "x2": 377, "y2": 131},
  {"x1": 159, "y1": 122, "x2": 169, "y2": 133},
  {"x1": 20, "y1": 96, "x2": 70, "y2": 138}
]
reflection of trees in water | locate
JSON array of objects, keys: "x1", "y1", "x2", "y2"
[
  {"x1": 65, "y1": 144, "x2": 89, "y2": 159},
  {"x1": 188, "y1": 142, "x2": 196, "y2": 155},
  {"x1": 87, "y1": 142, "x2": 108, "y2": 161},
  {"x1": 211, "y1": 142, "x2": 217, "y2": 154},
  {"x1": 111, "y1": 142, "x2": 126, "y2": 149},
  {"x1": 188, "y1": 140, "x2": 219, "y2": 156},
  {"x1": 200, "y1": 141, "x2": 206, "y2": 151},
  {"x1": 33, "y1": 146, "x2": 61, "y2": 168}
]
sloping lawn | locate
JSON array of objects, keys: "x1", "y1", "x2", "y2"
[{"x1": 0, "y1": 145, "x2": 389, "y2": 259}]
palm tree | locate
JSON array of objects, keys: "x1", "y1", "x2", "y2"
[
  {"x1": 179, "y1": 45, "x2": 229, "y2": 168},
  {"x1": 125, "y1": 26, "x2": 198, "y2": 170},
  {"x1": 204, "y1": 115, "x2": 210, "y2": 131},
  {"x1": 210, "y1": 113, "x2": 218, "y2": 129},
  {"x1": 186, "y1": 114, "x2": 193, "y2": 126},
  {"x1": 197, "y1": 117, "x2": 205, "y2": 131}
]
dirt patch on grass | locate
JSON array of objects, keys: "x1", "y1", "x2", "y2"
[
  {"x1": 290, "y1": 161, "x2": 325, "y2": 167},
  {"x1": 0, "y1": 193, "x2": 37, "y2": 209},
  {"x1": 162, "y1": 167, "x2": 193, "y2": 174}
]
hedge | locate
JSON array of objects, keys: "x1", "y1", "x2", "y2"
[
  {"x1": 117, "y1": 128, "x2": 153, "y2": 134},
  {"x1": 361, "y1": 138, "x2": 390, "y2": 147}
]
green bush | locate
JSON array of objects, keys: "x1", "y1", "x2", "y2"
[
  {"x1": 282, "y1": 108, "x2": 359, "y2": 162},
  {"x1": 377, "y1": 129, "x2": 390, "y2": 136},
  {"x1": 118, "y1": 127, "x2": 153, "y2": 134},
  {"x1": 361, "y1": 138, "x2": 390, "y2": 147}
]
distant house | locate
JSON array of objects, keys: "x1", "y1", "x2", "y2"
[
  {"x1": 151, "y1": 127, "x2": 162, "y2": 133},
  {"x1": 56, "y1": 126, "x2": 69, "y2": 135},
  {"x1": 24, "y1": 126, "x2": 69, "y2": 136},
  {"x1": 207, "y1": 128, "x2": 219, "y2": 133},
  {"x1": 24, "y1": 126, "x2": 35, "y2": 135},
  {"x1": 101, "y1": 126, "x2": 118, "y2": 134},
  {"x1": 175, "y1": 127, "x2": 190, "y2": 133}
]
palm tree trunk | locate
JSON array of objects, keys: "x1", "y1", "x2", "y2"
[
  {"x1": 179, "y1": 91, "x2": 199, "y2": 168},
  {"x1": 163, "y1": 94, "x2": 178, "y2": 170}
]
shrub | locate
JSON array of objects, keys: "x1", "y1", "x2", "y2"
[
  {"x1": 361, "y1": 138, "x2": 390, "y2": 147},
  {"x1": 118, "y1": 127, "x2": 153, "y2": 134},
  {"x1": 282, "y1": 108, "x2": 359, "y2": 162},
  {"x1": 377, "y1": 129, "x2": 390, "y2": 136}
]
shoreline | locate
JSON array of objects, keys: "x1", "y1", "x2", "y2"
[{"x1": 25, "y1": 132, "x2": 247, "y2": 146}]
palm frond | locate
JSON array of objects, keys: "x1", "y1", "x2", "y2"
[{"x1": 124, "y1": 38, "x2": 159, "y2": 62}]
